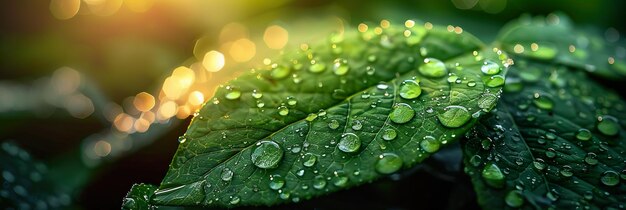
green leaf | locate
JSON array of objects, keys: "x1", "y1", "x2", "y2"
[
  {"x1": 152, "y1": 21, "x2": 509, "y2": 207},
  {"x1": 462, "y1": 59, "x2": 626, "y2": 209},
  {"x1": 496, "y1": 13, "x2": 626, "y2": 79},
  {"x1": 122, "y1": 184, "x2": 158, "y2": 210},
  {"x1": 0, "y1": 142, "x2": 73, "y2": 209}
]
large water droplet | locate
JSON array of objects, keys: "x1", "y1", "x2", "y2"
[
  {"x1": 332, "y1": 172, "x2": 349, "y2": 187},
  {"x1": 375, "y1": 153, "x2": 403, "y2": 174},
  {"x1": 313, "y1": 175, "x2": 327, "y2": 189},
  {"x1": 225, "y1": 87, "x2": 241, "y2": 100},
  {"x1": 420, "y1": 136, "x2": 440, "y2": 153},
  {"x1": 597, "y1": 116, "x2": 620, "y2": 136},
  {"x1": 221, "y1": 168, "x2": 234, "y2": 181},
  {"x1": 482, "y1": 162, "x2": 505, "y2": 188},
  {"x1": 177, "y1": 135, "x2": 187, "y2": 143},
  {"x1": 533, "y1": 158, "x2": 546, "y2": 171},
  {"x1": 269, "y1": 175, "x2": 285, "y2": 190},
  {"x1": 278, "y1": 106, "x2": 289, "y2": 116},
  {"x1": 505, "y1": 190, "x2": 524, "y2": 207},
  {"x1": 309, "y1": 63, "x2": 326, "y2": 73},
  {"x1": 252, "y1": 90, "x2": 263, "y2": 99},
  {"x1": 338, "y1": 133, "x2": 361, "y2": 153},
  {"x1": 351, "y1": 120, "x2": 363, "y2": 130},
  {"x1": 328, "y1": 119, "x2": 340, "y2": 129},
  {"x1": 287, "y1": 97, "x2": 298, "y2": 106},
  {"x1": 601, "y1": 171, "x2": 620, "y2": 186},
  {"x1": 481, "y1": 60, "x2": 501, "y2": 75},
  {"x1": 271, "y1": 66, "x2": 290, "y2": 79},
  {"x1": 122, "y1": 198, "x2": 137, "y2": 209},
  {"x1": 470, "y1": 155, "x2": 482, "y2": 167},
  {"x1": 306, "y1": 113, "x2": 318, "y2": 122},
  {"x1": 399, "y1": 80, "x2": 422, "y2": 99},
  {"x1": 382, "y1": 128, "x2": 397, "y2": 141},
  {"x1": 437, "y1": 106, "x2": 471, "y2": 128},
  {"x1": 533, "y1": 94, "x2": 554, "y2": 110},
  {"x1": 576, "y1": 128, "x2": 592, "y2": 141},
  {"x1": 560, "y1": 165, "x2": 573, "y2": 177},
  {"x1": 251, "y1": 141, "x2": 284, "y2": 169},
  {"x1": 333, "y1": 60, "x2": 350, "y2": 75},
  {"x1": 229, "y1": 196, "x2": 240, "y2": 205},
  {"x1": 418, "y1": 58, "x2": 447, "y2": 78},
  {"x1": 486, "y1": 75, "x2": 505, "y2": 87},
  {"x1": 585, "y1": 152, "x2": 598, "y2": 165},
  {"x1": 303, "y1": 153, "x2": 317, "y2": 167},
  {"x1": 390, "y1": 103, "x2": 415, "y2": 124}
]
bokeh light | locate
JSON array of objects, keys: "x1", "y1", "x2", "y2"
[
  {"x1": 264, "y1": 25, "x2": 289, "y2": 49},
  {"x1": 202, "y1": 51, "x2": 226, "y2": 72}
]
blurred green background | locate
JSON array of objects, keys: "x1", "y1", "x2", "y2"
[{"x1": 0, "y1": 0, "x2": 624, "y2": 209}]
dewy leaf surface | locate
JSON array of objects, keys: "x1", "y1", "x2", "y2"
[
  {"x1": 153, "y1": 21, "x2": 509, "y2": 207},
  {"x1": 497, "y1": 13, "x2": 626, "y2": 79},
  {"x1": 462, "y1": 59, "x2": 626, "y2": 209}
]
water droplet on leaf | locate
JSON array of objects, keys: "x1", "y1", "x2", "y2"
[
  {"x1": 278, "y1": 106, "x2": 289, "y2": 116},
  {"x1": 399, "y1": 80, "x2": 421, "y2": 99},
  {"x1": 221, "y1": 168, "x2": 234, "y2": 181},
  {"x1": 601, "y1": 171, "x2": 620, "y2": 186},
  {"x1": 438, "y1": 106, "x2": 471, "y2": 128},
  {"x1": 390, "y1": 103, "x2": 415, "y2": 124},
  {"x1": 420, "y1": 136, "x2": 440, "y2": 153},
  {"x1": 382, "y1": 128, "x2": 397, "y2": 141},
  {"x1": 251, "y1": 141, "x2": 284, "y2": 169},
  {"x1": 303, "y1": 153, "x2": 317, "y2": 167},
  {"x1": 505, "y1": 190, "x2": 524, "y2": 207},
  {"x1": 309, "y1": 63, "x2": 326, "y2": 73},
  {"x1": 269, "y1": 175, "x2": 285, "y2": 190},
  {"x1": 481, "y1": 60, "x2": 501, "y2": 75},
  {"x1": 375, "y1": 153, "x2": 403, "y2": 174},
  {"x1": 597, "y1": 116, "x2": 620, "y2": 136},
  {"x1": 576, "y1": 129, "x2": 592, "y2": 141},
  {"x1": 418, "y1": 58, "x2": 447, "y2": 78},
  {"x1": 482, "y1": 162, "x2": 505, "y2": 188},
  {"x1": 338, "y1": 133, "x2": 361, "y2": 153}
]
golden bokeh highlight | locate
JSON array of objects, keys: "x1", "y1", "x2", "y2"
[
  {"x1": 405, "y1": 20, "x2": 415, "y2": 28},
  {"x1": 172, "y1": 66, "x2": 196, "y2": 88},
  {"x1": 188, "y1": 91, "x2": 205, "y2": 106},
  {"x1": 114, "y1": 113, "x2": 135, "y2": 132},
  {"x1": 125, "y1": 0, "x2": 154, "y2": 13},
  {"x1": 219, "y1": 23, "x2": 249, "y2": 43},
  {"x1": 158, "y1": 101, "x2": 177, "y2": 120},
  {"x1": 50, "y1": 0, "x2": 81, "y2": 20},
  {"x1": 86, "y1": 0, "x2": 124, "y2": 16},
  {"x1": 133, "y1": 92, "x2": 156, "y2": 112},
  {"x1": 380, "y1": 20, "x2": 390, "y2": 29},
  {"x1": 133, "y1": 118, "x2": 151, "y2": 133},
  {"x1": 202, "y1": 51, "x2": 225, "y2": 72},
  {"x1": 229, "y1": 38, "x2": 256, "y2": 62},
  {"x1": 358, "y1": 23, "x2": 368, "y2": 32},
  {"x1": 176, "y1": 105, "x2": 191, "y2": 119},
  {"x1": 263, "y1": 25, "x2": 289, "y2": 49}
]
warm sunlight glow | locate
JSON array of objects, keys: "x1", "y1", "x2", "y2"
[
  {"x1": 202, "y1": 51, "x2": 225, "y2": 72},
  {"x1": 50, "y1": 0, "x2": 80, "y2": 20},
  {"x1": 229, "y1": 38, "x2": 256, "y2": 62},
  {"x1": 263, "y1": 25, "x2": 289, "y2": 49},
  {"x1": 133, "y1": 92, "x2": 156, "y2": 112}
]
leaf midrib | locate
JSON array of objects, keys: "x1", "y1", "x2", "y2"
[{"x1": 166, "y1": 36, "x2": 483, "y2": 190}]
